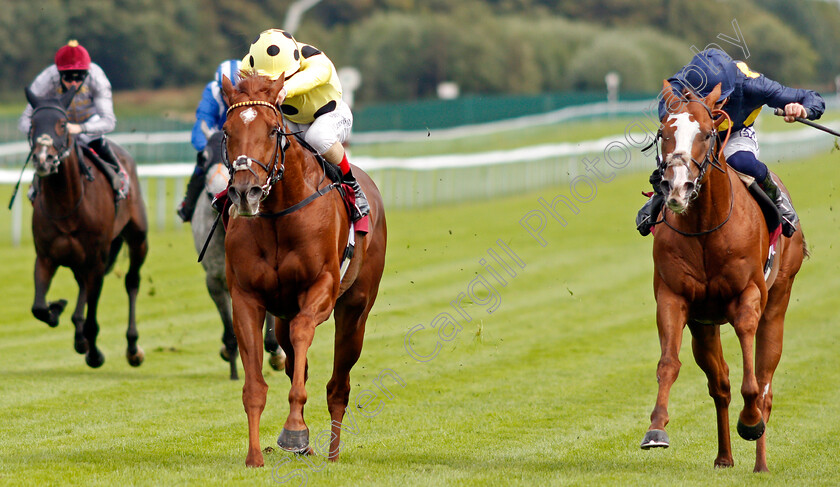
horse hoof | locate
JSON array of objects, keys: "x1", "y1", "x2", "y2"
[
  {"x1": 46, "y1": 300, "x2": 68, "y2": 327},
  {"x1": 640, "y1": 429, "x2": 670, "y2": 449},
  {"x1": 277, "y1": 428, "x2": 309, "y2": 453},
  {"x1": 74, "y1": 337, "x2": 89, "y2": 354},
  {"x1": 220, "y1": 346, "x2": 232, "y2": 362},
  {"x1": 85, "y1": 349, "x2": 105, "y2": 368},
  {"x1": 268, "y1": 351, "x2": 286, "y2": 371},
  {"x1": 737, "y1": 418, "x2": 765, "y2": 441},
  {"x1": 126, "y1": 346, "x2": 145, "y2": 367}
]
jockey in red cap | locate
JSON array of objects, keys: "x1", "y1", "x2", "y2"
[{"x1": 19, "y1": 40, "x2": 127, "y2": 202}]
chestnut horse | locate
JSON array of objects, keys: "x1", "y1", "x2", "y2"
[
  {"x1": 640, "y1": 81, "x2": 806, "y2": 472},
  {"x1": 25, "y1": 87, "x2": 148, "y2": 368},
  {"x1": 220, "y1": 73, "x2": 387, "y2": 467},
  {"x1": 190, "y1": 127, "x2": 286, "y2": 380}
]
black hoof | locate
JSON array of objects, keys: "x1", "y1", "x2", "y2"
[
  {"x1": 641, "y1": 429, "x2": 670, "y2": 449},
  {"x1": 85, "y1": 349, "x2": 105, "y2": 368},
  {"x1": 277, "y1": 428, "x2": 309, "y2": 453},
  {"x1": 737, "y1": 418, "x2": 765, "y2": 441},
  {"x1": 126, "y1": 346, "x2": 145, "y2": 367},
  {"x1": 220, "y1": 346, "x2": 233, "y2": 362},
  {"x1": 74, "y1": 337, "x2": 89, "y2": 354}
]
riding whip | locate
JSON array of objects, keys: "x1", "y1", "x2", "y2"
[
  {"x1": 774, "y1": 108, "x2": 840, "y2": 138},
  {"x1": 7, "y1": 152, "x2": 33, "y2": 210},
  {"x1": 198, "y1": 212, "x2": 221, "y2": 263}
]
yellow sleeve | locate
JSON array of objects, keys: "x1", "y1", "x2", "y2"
[{"x1": 284, "y1": 46, "x2": 334, "y2": 98}]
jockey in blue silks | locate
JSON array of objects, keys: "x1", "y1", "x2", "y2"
[
  {"x1": 636, "y1": 48, "x2": 826, "y2": 238},
  {"x1": 177, "y1": 59, "x2": 241, "y2": 222}
]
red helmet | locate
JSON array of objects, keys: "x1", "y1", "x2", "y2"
[{"x1": 54, "y1": 40, "x2": 91, "y2": 71}]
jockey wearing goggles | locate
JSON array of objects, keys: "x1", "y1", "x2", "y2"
[
  {"x1": 240, "y1": 28, "x2": 369, "y2": 224},
  {"x1": 637, "y1": 48, "x2": 826, "y2": 238},
  {"x1": 177, "y1": 59, "x2": 242, "y2": 222},
  {"x1": 19, "y1": 40, "x2": 127, "y2": 202}
]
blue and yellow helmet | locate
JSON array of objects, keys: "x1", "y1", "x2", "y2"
[{"x1": 674, "y1": 48, "x2": 737, "y2": 100}]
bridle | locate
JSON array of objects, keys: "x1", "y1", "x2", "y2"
[
  {"x1": 223, "y1": 100, "x2": 289, "y2": 199},
  {"x1": 28, "y1": 105, "x2": 74, "y2": 170},
  {"x1": 648, "y1": 97, "x2": 734, "y2": 237}
]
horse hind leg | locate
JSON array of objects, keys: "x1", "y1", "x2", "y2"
[
  {"x1": 729, "y1": 285, "x2": 766, "y2": 442},
  {"x1": 752, "y1": 278, "x2": 794, "y2": 473},
  {"x1": 70, "y1": 270, "x2": 88, "y2": 354},
  {"x1": 82, "y1": 273, "x2": 106, "y2": 368},
  {"x1": 32, "y1": 256, "x2": 66, "y2": 327},
  {"x1": 205, "y1": 272, "x2": 238, "y2": 379},
  {"x1": 124, "y1": 235, "x2": 148, "y2": 367},
  {"x1": 688, "y1": 322, "x2": 734, "y2": 468},
  {"x1": 265, "y1": 314, "x2": 286, "y2": 372},
  {"x1": 323, "y1": 302, "x2": 370, "y2": 461}
]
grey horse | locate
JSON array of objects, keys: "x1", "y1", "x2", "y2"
[{"x1": 191, "y1": 127, "x2": 286, "y2": 380}]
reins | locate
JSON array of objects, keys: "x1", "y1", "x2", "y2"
[{"x1": 224, "y1": 99, "x2": 341, "y2": 219}]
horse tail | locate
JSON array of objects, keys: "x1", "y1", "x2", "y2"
[
  {"x1": 802, "y1": 234, "x2": 810, "y2": 260},
  {"x1": 105, "y1": 237, "x2": 125, "y2": 273}
]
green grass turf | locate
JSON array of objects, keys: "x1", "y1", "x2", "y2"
[{"x1": 0, "y1": 151, "x2": 839, "y2": 486}]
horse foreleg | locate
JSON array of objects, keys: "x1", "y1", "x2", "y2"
[
  {"x1": 688, "y1": 323, "x2": 734, "y2": 468},
  {"x1": 728, "y1": 284, "x2": 765, "y2": 442},
  {"x1": 124, "y1": 236, "x2": 147, "y2": 367},
  {"x1": 82, "y1": 273, "x2": 106, "y2": 368},
  {"x1": 324, "y1": 302, "x2": 369, "y2": 461},
  {"x1": 230, "y1": 289, "x2": 268, "y2": 467},
  {"x1": 32, "y1": 256, "x2": 65, "y2": 327},
  {"x1": 642, "y1": 291, "x2": 687, "y2": 449},
  {"x1": 278, "y1": 276, "x2": 336, "y2": 454},
  {"x1": 752, "y1": 279, "x2": 792, "y2": 473}
]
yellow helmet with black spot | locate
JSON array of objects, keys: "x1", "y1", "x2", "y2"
[{"x1": 243, "y1": 29, "x2": 300, "y2": 80}]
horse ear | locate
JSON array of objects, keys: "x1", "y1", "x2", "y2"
[
  {"x1": 705, "y1": 82, "x2": 722, "y2": 108},
  {"x1": 221, "y1": 75, "x2": 236, "y2": 106},
  {"x1": 267, "y1": 75, "x2": 285, "y2": 105},
  {"x1": 24, "y1": 86, "x2": 40, "y2": 108}
]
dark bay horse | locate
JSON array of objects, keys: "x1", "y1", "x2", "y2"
[
  {"x1": 220, "y1": 73, "x2": 387, "y2": 467},
  {"x1": 190, "y1": 127, "x2": 286, "y2": 380},
  {"x1": 25, "y1": 87, "x2": 148, "y2": 368},
  {"x1": 641, "y1": 81, "x2": 806, "y2": 472}
]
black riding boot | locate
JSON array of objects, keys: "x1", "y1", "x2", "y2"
[
  {"x1": 177, "y1": 154, "x2": 207, "y2": 222},
  {"x1": 761, "y1": 174, "x2": 798, "y2": 237},
  {"x1": 635, "y1": 168, "x2": 665, "y2": 236},
  {"x1": 636, "y1": 194, "x2": 665, "y2": 236},
  {"x1": 342, "y1": 167, "x2": 370, "y2": 222},
  {"x1": 90, "y1": 138, "x2": 128, "y2": 201}
]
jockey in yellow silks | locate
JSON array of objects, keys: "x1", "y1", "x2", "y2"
[{"x1": 241, "y1": 29, "x2": 369, "y2": 223}]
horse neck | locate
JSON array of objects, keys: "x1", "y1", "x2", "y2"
[
  {"x1": 41, "y1": 143, "x2": 83, "y2": 211},
  {"x1": 684, "y1": 157, "x2": 733, "y2": 232}
]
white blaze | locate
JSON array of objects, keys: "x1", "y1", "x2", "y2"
[
  {"x1": 240, "y1": 107, "x2": 257, "y2": 125},
  {"x1": 667, "y1": 112, "x2": 700, "y2": 158}
]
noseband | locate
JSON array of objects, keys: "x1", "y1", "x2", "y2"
[{"x1": 223, "y1": 100, "x2": 291, "y2": 200}]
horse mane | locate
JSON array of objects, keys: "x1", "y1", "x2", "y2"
[{"x1": 233, "y1": 72, "x2": 281, "y2": 100}]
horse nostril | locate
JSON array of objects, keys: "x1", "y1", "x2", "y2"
[
  {"x1": 228, "y1": 187, "x2": 241, "y2": 205},
  {"x1": 660, "y1": 181, "x2": 671, "y2": 194},
  {"x1": 248, "y1": 186, "x2": 263, "y2": 201},
  {"x1": 684, "y1": 181, "x2": 696, "y2": 194}
]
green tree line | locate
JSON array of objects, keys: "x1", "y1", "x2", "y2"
[{"x1": 1, "y1": 0, "x2": 836, "y2": 106}]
